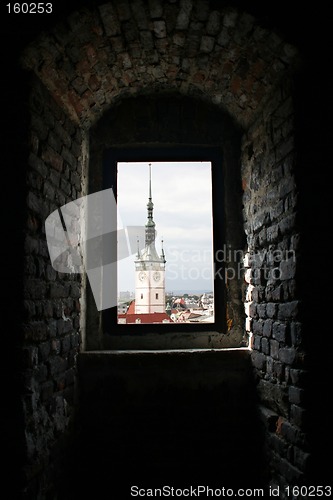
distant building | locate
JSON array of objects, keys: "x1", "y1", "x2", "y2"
[
  {"x1": 134, "y1": 163, "x2": 166, "y2": 315},
  {"x1": 119, "y1": 300, "x2": 171, "y2": 323}
]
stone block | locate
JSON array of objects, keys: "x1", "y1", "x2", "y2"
[
  {"x1": 252, "y1": 319, "x2": 264, "y2": 335},
  {"x1": 62, "y1": 335, "x2": 71, "y2": 354},
  {"x1": 50, "y1": 282, "x2": 70, "y2": 299},
  {"x1": 272, "y1": 322, "x2": 287, "y2": 343},
  {"x1": 263, "y1": 319, "x2": 273, "y2": 337},
  {"x1": 280, "y1": 420, "x2": 306, "y2": 446},
  {"x1": 279, "y1": 257, "x2": 296, "y2": 280},
  {"x1": 290, "y1": 322, "x2": 302, "y2": 346},
  {"x1": 200, "y1": 35, "x2": 215, "y2": 53},
  {"x1": 41, "y1": 380, "x2": 54, "y2": 402},
  {"x1": 261, "y1": 337, "x2": 270, "y2": 355},
  {"x1": 98, "y1": 3, "x2": 121, "y2": 36},
  {"x1": 257, "y1": 379, "x2": 288, "y2": 416},
  {"x1": 48, "y1": 355, "x2": 68, "y2": 377},
  {"x1": 266, "y1": 302, "x2": 277, "y2": 318},
  {"x1": 149, "y1": 0, "x2": 163, "y2": 19},
  {"x1": 206, "y1": 10, "x2": 220, "y2": 35},
  {"x1": 257, "y1": 405, "x2": 278, "y2": 431},
  {"x1": 270, "y1": 339, "x2": 279, "y2": 360},
  {"x1": 153, "y1": 20, "x2": 167, "y2": 38},
  {"x1": 278, "y1": 301, "x2": 298, "y2": 320},
  {"x1": 293, "y1": 446, "x2": 310, "y2": 472},
  {"x1": 279, "y1": 347, "x2": 296, "y2": 365},
  {"x1": 23, "y1": 321, "x2": 48, "y2": 342},
  {"x1": 288, "y1": 386, "x2": 304, "y2": 405},
  {"x1": 22, "y1": 346, "x2": 39, "y2": 368},
  {"x1": 290, "y1": 404, "x2": 308, "y2": 429},
  {"x1": 251, "y1": 350, "x2": 266, "y2": 370},
  {"x1": 38, "y1": 341, "x2": 51, "y2": 362}
]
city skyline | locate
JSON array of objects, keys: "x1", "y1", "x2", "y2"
[{"x1": 117, "y1": 161, "x2": 214, "y2": 293}]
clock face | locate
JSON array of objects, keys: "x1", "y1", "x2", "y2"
[
  {"x1": 139, "y1": 271, "x2": 147, "y2": 282},
  {"x1": 153, "y1": 271, "x2": 161, "y2": 282}
]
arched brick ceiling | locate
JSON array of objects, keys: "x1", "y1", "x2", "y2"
[{"x1": 21, "y1": 1, "x2": 299, "y2": 129}]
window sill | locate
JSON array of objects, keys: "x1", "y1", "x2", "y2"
[
  {"x1": 101, "y1": 328, "x2": 247, "y2": 350},
  {"x1": 78, "y1": 347, "x2": 252, "y2": 374}
]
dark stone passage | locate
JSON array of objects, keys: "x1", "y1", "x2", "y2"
[{"x1": 64, "y1": 350, "x2": 267, "y2": 497}]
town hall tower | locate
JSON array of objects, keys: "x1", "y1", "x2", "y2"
[{"x1": 134, "y1": 164, "x2": 166, "y2": 314}]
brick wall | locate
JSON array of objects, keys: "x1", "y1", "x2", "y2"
[
  {"x1": 21, "y1": 77, "x2": 84, "y2": 498},
  {"x1": 241, "y1": 79, "x2": 309, "y2": 491}
]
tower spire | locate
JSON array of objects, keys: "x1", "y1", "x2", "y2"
[
  {"x1": 145, "y1": 163, "x2": 155, "y2": 246},
  {"x1": 149, "y1": 162, "x2": 152, "y2": 202}
]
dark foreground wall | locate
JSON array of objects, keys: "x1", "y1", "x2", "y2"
[{"x1": 73, "y1": 349, "x2": 267, "y2": 497}]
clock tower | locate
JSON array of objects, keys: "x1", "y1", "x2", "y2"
[{"x1": 135, "y1": 164, "x2": 166, "y2": 314}]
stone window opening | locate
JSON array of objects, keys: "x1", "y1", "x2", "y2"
[{"x1": 86, "y1": 94, "x2": 247, "y2": 351}]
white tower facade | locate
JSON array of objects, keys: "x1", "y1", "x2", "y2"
[{"x1": 134, "y1": 164, "x2": 166, "y2": 314}]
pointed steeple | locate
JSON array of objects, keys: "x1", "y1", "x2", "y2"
[
  {"x1": 145, "y1": 163, "x2": 156, "y2": 246},
  {"x1": 160, "y1": 238, "x2": 166, "y2": 264}
]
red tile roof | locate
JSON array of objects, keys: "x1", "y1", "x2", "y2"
[{"x1": 118, "y1": 312, "x2": 173, "y2": 324}]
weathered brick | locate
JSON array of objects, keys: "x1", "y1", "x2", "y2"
[
  {"x1": 280, "y1": 420, "x2": 300, "y2": 445},
  {"x1": 41, "y1": 145, "x2": 63, "y2": 172},
  {"x1": 39, "y1": 341, "x2": 51, "y2": 362},
  {"x1": 290, "y1": 321, "x2": 302, "y2": 346},
  {"x1": 272, "y1": 322, "x2": 287, "y2": 342},
  {"x1": 50, "y1": 282, "x2": 70, "y2": 299},
  {"x1": 22, "y1": 346, "x2": 39, "y2": 368},
  {"x1": 62, "y1": 335, "x2": 72, "y2": 354},
  {"x1": 253, "y1": 335, "x2": 261, "y2": 351},
  {"x1": 48, "y1": 355, "x2": 68, "y2": 376},
  {"x1": 24, "y1": 279, "x2": 47, "y2": 300},
  {"x1": 257, "y1": 303, "x2": 266, "y2": 318},
  {"x1": 41, "y1": 380, "x2": 54, "y2": 402},
  {"x1": 289, "y1": 386, "x2": 304, "y2": 405},
  {"x1": 261, "y1": 337, "x2": 270, "y2": 355},
  {"x1": 290, "y1": 404, "x2": 308, "y2": 429},
  {"x1": 278, "y1": 301, "x2": 298, "y2": 320},
  {"x1": 279, "y1": 347, "x2": 296, "y2": 365},
  {"x1": 289, "y1": 369, "x2": 308, "y2": 386},
  {"x1": 257, "y1": 405, "x2": 278, "y2": 431},
  {"x1": 252, "y1": 319, "x2": 264, "y2": 335},
  {"x1": 271, "y1": 455, "x2": 304, "y2": 483},
  {"x1": 153, "y1": 20, "x2": 167, "y2": 38},
  {"x1": 263, "y1": 319, "x2": 273, "y2": 337},
  {"x1": 293, "y1": 446, "x2": 310, "y2": 472},
  {"x1": 70, "y1": 282, "x2": 81, "y2": 299},
  {"x1": 98, "y1": 3, "x2": 121, "y2": 36},
  {"x1": 270, "y1": 339, "x2": 279, "y2": 360},
  {"x1": 268, "y1": 433, "x2": 288, "y2": 456},
  {"x1": 257, "y1": 379, "x2": 288, "y2": 416},
  {"x1": 279, "y1": 256, "x2": 296, "y2": 280},
  {"x1": 23, "y1": 321, "x2": 48, "y2": 342},
  {"x1": 251, "y1": 350, "x2": 266, "y2": 370},
  {"x1": 206, "y1": 10, "x2": 220, "y2": 35}
]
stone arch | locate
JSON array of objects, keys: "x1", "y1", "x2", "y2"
[{"x1": 22, "y1": 2, "x2": 299, "y2": 129}]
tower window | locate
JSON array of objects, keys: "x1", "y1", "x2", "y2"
[
  {"x1": 116, "y1": 160, "x2": 214, "y2": 325},
  {"x1": 102, "y1": 145, "x2": 226, "y2": 340}
]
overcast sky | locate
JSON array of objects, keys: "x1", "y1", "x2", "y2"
[{"x1": 117, "y1": 161, "x2": 214, "y2": 294}]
